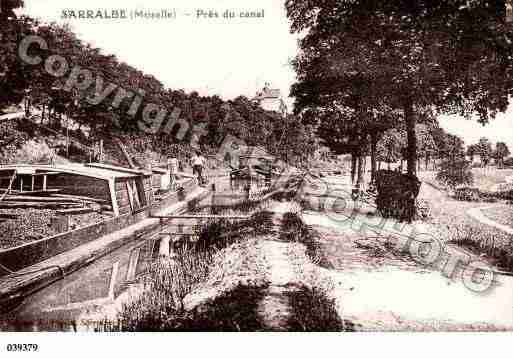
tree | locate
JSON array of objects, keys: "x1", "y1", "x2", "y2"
[
  {"x1": 376, "y1": 128, "x2": 406, "y2": 170},
  {"x1": 0, "y1": 120, "x2": 28, "y2": 164},
  {"x1": 416, "y1": 123, "x2": 437, "y2": 172},
  {"x1": 495, "y1": 142, "x2": 510, "y2": 168},
  {"x1": 0, "y1": 1, "x2": 33, "y2": 110},
  {"x1": 467, "y1": 144, "x2": 478, "y2": 163},
  {"x1": 436, "y1": 133, "x2": 471, "y2": 188},
  {"x1": 287, "y1": 0, "x2": 513, "y2": 179},
  {"x1": 436, "y1": 157, "x2": 474, "y2": 189},
  {"x1": 476, "y1": 137, "x2": 493, "y2": 167}
]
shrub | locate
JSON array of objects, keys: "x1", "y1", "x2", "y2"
[
  {"x1": 454, "y1": 186, "x2": 481, "y2": 202},
  {"x1": 436, "y1": 157, "x2": 473, "y2": 189},
  {"x1": 416, "y1": 199, "x2": 432, "y2": 219},
  {"x1": 481, "y1": 189, "x2": 513, "y2": 202},
  {"x1": 12, "y1": 139, "x2": 56, "y2": 164},
  {"x1": 375, "y1": 170, "x2": 420, "y2": 222},
  {"x1": 113, "y1": 248, "x2": 214, "y2": 331},
  {"x1": 280, "y1": 212, "x2": 330, "y2": 267},
  {"x1": 503, "y1": 157, "x2": 513, "y2": 167},
  {"x1": 0, "y1": 121, "x2": 28, "y2": 164}
]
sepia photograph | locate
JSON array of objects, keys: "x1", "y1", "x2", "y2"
[{"x1": 1, "y1": 0, "x2": 513, "y2": 355}]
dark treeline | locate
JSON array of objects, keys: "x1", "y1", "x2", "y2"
[{"x1": 0, "y1": 1, "x2": 318, "y2": 165}]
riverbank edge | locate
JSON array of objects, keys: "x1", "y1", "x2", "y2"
[{"x1": 0, "y1": 186, "x2": 212, "y2": 306}]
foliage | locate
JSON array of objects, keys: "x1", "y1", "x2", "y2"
[
  {"x1": 287, "y1": 0, "x2": 513, "y2": 177},
  {"x1": 375, "y1": 170, "x2": 421, "y2": 222},
  {"x1": 376, "y1": 128, "x2": 406, "y2": 165},
  {"x1": 280, "y1": 212, "x2": 330, "y2": 268},
  {"x1": 0, "y1": 120, "x2": 28, "y2": 163},
  {"x1": 494, "y1": 142, "x2": 510, "y2": 168},
  {"x1": 475, "y1": 137, "x2": 493, "y2": 167},
  {"x1": 451, "y1": 222, "x2": 513, "y2": 271},
  {"x1": 11, "y1": 139, "x2": 56, "y2": 164},
  {"x1": 3, "y1": 10, "x2": 316, "y2": 166},
  {"x1": 114, "y1": 249, "x2": 214, "y2": 331},
  {"x1": 453, "y1": 187, "x2": 481, "y2": 202},
  {"x1": 504, "y1": 157, "x2": 513, "y2": 167},
  {"x1": 0, "y1": 13, "x2": 33, "y2": 109},
  {"x1": 436, "y1": 157, "x2": 474, "y2": 189}
]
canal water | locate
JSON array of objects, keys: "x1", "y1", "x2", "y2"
[{"x1": 0, "y1": 178, "x2": 259, "y2": 331}]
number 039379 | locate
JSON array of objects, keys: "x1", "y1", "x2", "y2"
[{"x1": 6, "y1": 344, "x2": 39, "y2": 352}]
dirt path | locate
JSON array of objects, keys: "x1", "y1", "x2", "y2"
[
  {"x1": 293, "y1": 176, "x2": 513, "y2": 331},
  {"x1": 301, "y1": 209, "x2": 513, "y2": 331},
  {"x1": 256, "y1": 241, "x2": 296, "y2": 330}
]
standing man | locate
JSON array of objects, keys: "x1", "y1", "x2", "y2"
[{"x1": 191, "y1": 150, "x2": 206, "y2": 186}]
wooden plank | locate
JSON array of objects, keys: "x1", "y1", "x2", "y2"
[
  {"x1": 3, "y1": 195, "x2": 85, "y2": 203},
  {"x1": 0, "y1": 189, "x2": 61, "y2": 196},
  {"x1": 56, "y1": 208, "x2": 96, "y2": 215},
  {"x1": 50, "y1": 194, "x2": 108, "y2": 204},
  {"x1": 153, "y1": 214, "x2": 250, "y2": 220},
  {"x1": 31, "y1": 172, "x2": 63, "y2": 177},
  {"x1": 0, "y1": 202, "x2": 83, "y2": 209}
]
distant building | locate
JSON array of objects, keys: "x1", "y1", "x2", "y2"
[{"x1": 253, "y1": 83, "x2": 288, "y2": 116}]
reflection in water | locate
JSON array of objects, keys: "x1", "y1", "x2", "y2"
[{"x1": 0, "y1": 237, "x2": 159, "y2": 332}]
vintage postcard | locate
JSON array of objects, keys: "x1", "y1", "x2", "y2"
[{"x1": 0, "y1": 0, "x2": 512, "y2": 356}]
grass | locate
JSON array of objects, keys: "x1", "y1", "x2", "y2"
[
  {"x1": 417, "y1": 172, "x2": 513, "y2": 271},
  {"x1": 110, "y1": 248, "x2": 214, "y2": 331},
  {"x1": 471, "y1": 168, "x2": 513, "y2": 191},
  {"x1": 450, "y1": 222, "x2": 513, "y2": 271},
  {"x1": 102, "y1": 210, "x2": 275, "y2": 332},
  {"x1": 481, "y1": 205, "x2": 513, "y2": 228},
  {"x1": 280, "y1": 212, "x2": 332, "y2": 269},
  {"x1": 103, "y1": 200, "x2": 346, "y2": 331},
  {"x1": 287, "y1": 284, "x2": 349, "y2": 331}
]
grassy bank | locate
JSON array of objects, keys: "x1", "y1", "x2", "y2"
[
  {"x1": 102, "y1": 203, "x2": 345, "y2": 331},
  {"x1": 481, "y1": 206, "x2": 513, "y2": 228}
]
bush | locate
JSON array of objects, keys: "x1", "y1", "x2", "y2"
[
  {"x1": 280, "y1": 212, "x2": 330, "y2": 267},
  {"x1": 480, "y1": 189, "x2": 513, "y2": 202},
  {"x1": 454, "y1": 186, "x2": 481, "y2": 202},
  {"x1": 112, "y1": 249, "x2": 214, "y2": 331},
  {"x1": 12, "y1": 139, "x2": 56, "y2": 164},
  {"x1": 416, "y1": 199, "x2": 432, "y2": 219},
  {"x1": 503, "y1": 157, "x2": 513, "y2": 167},
  {"x1": 375, "y1": 170, "x2": 420, "y2": 222},
  {"x1": 0, "y1": 121, "x2": 28, "y2": 164},
  {"x1": 436, "y1": 157, "x2": 473, "y2": 189}
]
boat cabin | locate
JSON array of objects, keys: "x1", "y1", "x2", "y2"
[{"x1": 0, "y1": 163, "x2": 153, "y2": 217}]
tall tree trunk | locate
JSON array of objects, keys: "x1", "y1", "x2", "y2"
[
  {"x1": 425, "y1": 155, "x2": 429, "y2": 171},
  {"x1": 356, "y1": 154, "x2": 364, "y2": 190},
  {"x1": 405, "y1": 100, "x2": 417, "y2": 177},
  {"x1": 370, "y1": 132, "x2": 377, "y2": 183},
  {"x1": 351, "y1": 151, "x2": 357, "y2": 184}
]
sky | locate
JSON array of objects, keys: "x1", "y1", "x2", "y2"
[
  {"x1": 20, "y1": 0, "x2": 298, "y2": 107},
  {"x1": 18, "y1": 0, "x2": 513, "y2": 151}
]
